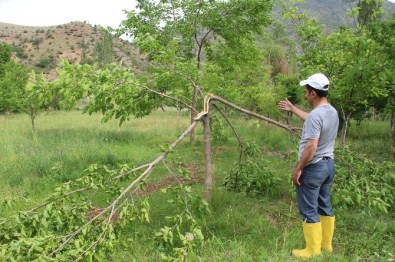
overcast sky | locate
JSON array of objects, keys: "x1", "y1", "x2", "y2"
[
  {"x1": 0, "y1": 0, "x2": 394, "y2": 28},
  {"x1": 0, "y1": 0, "x2": 137, "y2": 28}
]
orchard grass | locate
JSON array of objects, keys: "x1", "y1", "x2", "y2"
[
  {"x1": 0, "y1": 109, "x2": 393, "y2": 261},
  {"x1": 347, "y1": 119, "x2": 393, "y2": 162}
]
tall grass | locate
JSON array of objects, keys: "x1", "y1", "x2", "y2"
[
  {"x1": 0, "y1": 110, "x2": 190, "y2": 209},
  {"x1": 1, "y1": 110, "x2": 393, "y2": 261},
  {"x1": 347, "y1": 119, "x2": 392, "y2": 162}
]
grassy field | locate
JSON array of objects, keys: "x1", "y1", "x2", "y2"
[
  {"x1": 0, "y1": 110, "x2": 393, "y2": 261},
  {"x1": 347, "y1": 119, "x2": 393, "y2": 162}
]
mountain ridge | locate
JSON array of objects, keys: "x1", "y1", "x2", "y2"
[
  {"x1": 0, "y1": 21, "x2": 145, "y2": 77},
  {"x1": 301, "y1": 0, "x2": 395, "y2": 30}
]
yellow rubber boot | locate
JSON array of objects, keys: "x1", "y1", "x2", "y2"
[
  {"x1": 292, "y1": 222, "x2": 322, "y2": 258},
  {"x1": 320, "y1": 215, "x2": 335, "y2": 252}
]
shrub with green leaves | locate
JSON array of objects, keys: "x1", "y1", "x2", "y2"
[
  {"x1": 333, "y1": 147, "x2": 395, "y2": 213},
  {"x1": 222, "y1": 141, "x2": 281, "y2": 196},
  {"x1": 155, "y1": 184, "x2": 209, "y2": 261}
]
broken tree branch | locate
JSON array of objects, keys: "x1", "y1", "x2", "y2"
[
  {"x1": 209, "y1": 94, "x2": 301, "y2": 137},
  {"x1": 50, "y1": 120, "x2": 200, "y2": 256}
]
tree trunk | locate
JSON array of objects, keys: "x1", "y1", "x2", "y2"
[
  {"x1": 190, "y1": 40, "x2": 204, "y2": 144},
  {"x1": 30, "y1": 112, "x2": 36, "y2": 131},
  {"x1": 340, "y1": 112, "x2": 351, "y2": 148},
  {"x1": 339, "y1": 107, "x2": 352, "y2": 148},
  {"x1": 392, "y1": 111, "x2": 395, "y2": 160},
  {"x1": 189, "y1": 85, "x2": 198, "y2": 144},
  {"x1": 203, "y1": 113, "x2": 213, "y2": 200}
]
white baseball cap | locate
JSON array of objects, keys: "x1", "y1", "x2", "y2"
[{"x1": 299, "y1": 73, "x2": 329, "y2": 91}]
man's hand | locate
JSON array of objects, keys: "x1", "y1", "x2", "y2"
[
  {"x1": 277, "y1": 98, "x2": 294, "y2": 112},
  {"x1": 277, "y1": 98, "x2": 309, "y2": 121},
  {"x1": 292, "y1": 169, "x2": 302, "y2": 186}
]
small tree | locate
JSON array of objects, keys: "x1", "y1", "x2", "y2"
[
  {"x1": 119, "y1": 0, "x2": 274, "y2": 143},
  {"x1": 0, "y1": 43, "x2": 29, "y2": 113},
  {"x1": 78, "y1": 39, "x2": 92, "y2": 65},
  {"x1": 21, "y1": 71, "x2": 52, "y2": 130},
  {"x1": 0, "y1": 43, "x2": 13, "y2": 71},
  {"x1": 93, "y1": 29, "x2": 114, "y2": 68},
  {"x1": 366, "y1": 15, "x2": 395, "y2": 159},
  {"x1": 347, "y1": 0, "x2": 384, "y2": 27}
]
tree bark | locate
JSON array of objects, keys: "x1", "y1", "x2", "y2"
[
  {"x1": 189, "y1": 85, "x2": 198, "y2": 144},
  {"x1": 189, "y1": 34, "x2": 206, "y2": 145},
  {"x1": 340, "y1": 118, "x2": 348, "y2": 148},
  {"x1": 30, "y1": 113, "x2": 36, "y2": 131},
  {"x1": 340, "y1": 110, "x2": 351, "y2": 148},
  {"x1": 203, "y1": 113, "x2": 213, "y2": 200}
]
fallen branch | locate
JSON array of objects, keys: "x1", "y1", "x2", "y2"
[
  {"x1": 26, "y1": 163, "x2": 150, "y2": 215},
  {"x1": 50, "y1": 120, "x2": 200, "y2": 257}
]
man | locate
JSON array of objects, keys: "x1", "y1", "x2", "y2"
[{"x1": 278, "y1": 73, "x2": 339, "y2": 258}]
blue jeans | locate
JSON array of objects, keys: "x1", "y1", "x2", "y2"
[{"x1": 296, "y1": 158, "x2": 335, "y2": 223}]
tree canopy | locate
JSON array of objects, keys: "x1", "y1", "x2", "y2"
[
  {"x1": 0, "y1": 43, "x2": 29, "y2": 114},
  {"x1": 282, "y1": 0, "x2": 394, "y2": 146},
  {"x1": 119, "y1": 0, "x2": 275, "y2": 142}
]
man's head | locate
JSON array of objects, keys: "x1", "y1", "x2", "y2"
[{"x1": 300, "y1": 73, "x2": 329, "y2": 98}]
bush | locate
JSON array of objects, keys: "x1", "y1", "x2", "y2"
[
  {"x1": 31, "y1": 37, "x2": 42, "y2": 48},
  {"x1": 333, "y1": 147, "x2": 395, "y2": 213},
  {"x1": 35, "y1": 56, "x2": 56, "y2": 69},
  {"x1": 13, "y1": 46, "x2": 28, "y2": 59},
  {"x1": 223, "y1": 141, "x2": 281, "y2": 196}
]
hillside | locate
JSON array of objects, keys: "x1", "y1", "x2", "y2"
[
  {"x1": 302, "y1": 0, "x2": 395, "y2": 30},
  {"x1": 0, "y1": 21, "x2": 146, "y2": 76}
]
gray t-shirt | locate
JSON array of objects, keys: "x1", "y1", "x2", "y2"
[{"x1": 298, "y1": 104, "x2": 339, "y2": 163}]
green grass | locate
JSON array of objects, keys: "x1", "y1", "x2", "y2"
[
  {"x1": 0, "y1": 110, "x2": 191, "y2": 209},
  {"x1": 347, "y1": 119, "x2": 393, "y2": 162},
  {"x1": 0, "y1": 110, "x2": 394, "y2": 261}
]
